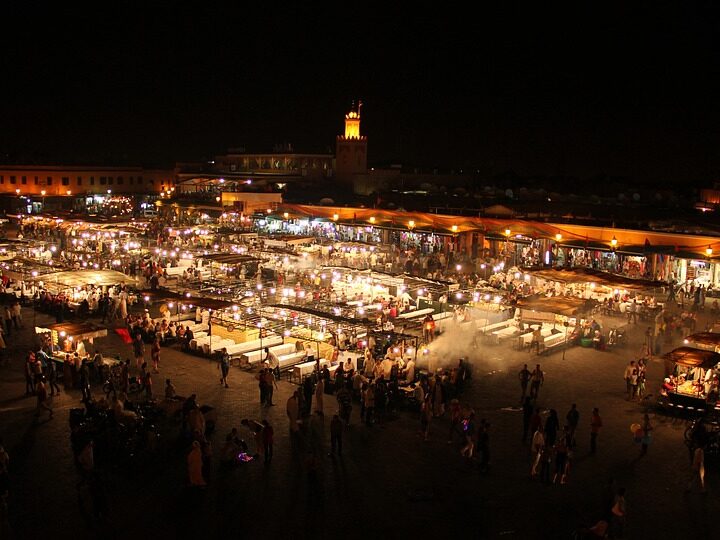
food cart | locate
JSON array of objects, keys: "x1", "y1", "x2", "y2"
[{"x1": 658, "y1": 346, "x2": 720, "y2": 416}]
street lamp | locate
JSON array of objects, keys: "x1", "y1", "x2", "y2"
[
  {"x1": 408, "y1": 220, "x2": 415, "y2": 230},
  {"x1": 610, "y1": 236, "x2": 618, "y2": 248},
  {"x1": 707, "y1": 246, "x2": 713, "y2": 258}
]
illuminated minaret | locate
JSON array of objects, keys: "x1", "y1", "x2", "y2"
[{"x1": 336, "y1": 100, "x2": 368, "y2": 178}]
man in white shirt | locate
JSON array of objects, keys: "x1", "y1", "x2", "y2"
[
  {"x1": 402, "y1": 358, "x2": 416, "y2": 384},
  {"x1": 381, "y1": 357, "x2": 394, "y2": 379}
]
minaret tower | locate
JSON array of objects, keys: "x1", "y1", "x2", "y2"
[{"x1": 336, "y1": 100, "x2": 368, "y2": 179}]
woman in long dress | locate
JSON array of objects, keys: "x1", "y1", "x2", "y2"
[
  {"x1": 118, "y1": 290, "x2": 128, "y2": 320},
  {"x1": 314, "y1": 378, "x2": 324, "y2": 414},
  {"x1": 187, "y1": 441, "x2": 206, "y2": 487}
]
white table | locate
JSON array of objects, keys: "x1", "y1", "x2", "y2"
[
  {"x1": 397, "y1": 308, "x2": 434, "y2": 320},
  {"x1": 241, "y1": 343, "x2": 296, "y2": 365}
]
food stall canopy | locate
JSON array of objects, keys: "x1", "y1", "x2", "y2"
[
  {"x1": 516, "y1": 295, "x2": 598, "y2": 316},
  {"x1": 36, "y1": 322, "x2": 108, "y2": 340},
  {"x1": 683, "y1": 332, "x2": 720, "y2": 352},
  {"x1": 663, "y1": 346, "x2": 720, "y2": 368},
  {"x1": 140, "y1": 289, "x2": 237, "y2": 311},
  {"x1": 200, "y1": 253, "x2": 263, "y2": 265},
  {"x1": 524, "y1": 267, "x2": 666, "y2": 290},
  {"x1": 42, "y1": 270, "x2": 139, "y2": 291}
]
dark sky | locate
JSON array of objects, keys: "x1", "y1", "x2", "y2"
[{"x1": 2, "y1": 3, "x2": 720, "y2": 185}]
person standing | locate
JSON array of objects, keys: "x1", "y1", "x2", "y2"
[
  {"x1": 142, "y1": 364, "x2": 153, "y2": 400},
  {"x1": 639, "y1": 413, "x2": 653, "y2": 458},
  {"x1": 262, "y1": 420, "x2": 274, "y2": 464},
  {"x1": 265, "y1": 368, "x2": 278, "y2": 406},
  {"x1": 329, "y1": 414, "x2": 343, "y2": 457},
  {"x1": 530, "y1": 364, "x2": 544, "y2": 399},
  {"x1": 623, "y1": 360, "x2": 635, "y2": 400},
  {"x1": 314, "y1": 375, "x2": 325, "y2": 414},
  {"x1": 518, "y1": 363, "x2": 531, "y2": 402},
  {"x1": 522, "y1": 397, "x2": 534, "y2": 443},
  {"x1": 590, "y1": 407, "x2": 602, "y2": 454},
  {"x1": 218, "y1": 348, "x2": 230, "y2": 388},
  {"x1": 477, "y1": 419, "x2": 490, "y2": 473},
  {"x1": 256, "y1": 368, "x2": 267, "y2": 405},
  {"x1": 133, "y1": 334, "x2": 145, "y2": 370},
  {"x1": 286, "y1": 391, "x2": 300, "y2": 443},
  {"x1": 565, "y1": 403, "x2": 579, "y2": 442},
  {"x1": 419, "y1": 395, "x2": 432, "y2": 441},
  {"x1": 302, "y1": 375, "x2": 314, "y2": 416},
  {"x1": 187, "y1": 441, "x2": 206, "y2": 487}
]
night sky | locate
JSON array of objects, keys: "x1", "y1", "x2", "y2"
[{"x1": 2, "y1": 3, "x2": 720, "y2": 186}]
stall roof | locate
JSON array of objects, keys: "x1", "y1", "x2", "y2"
[
  {"x1": 524, "y1": 267, "x2": 666, "y2": 290},
  {"x1": 140, "y1": 289, "x2": 237, "y2": 311},
  {"x1": 663, "y1": 346, "x2": 720, "y2": 368},
  {"x1": 517, "y1": 295, "x2": 598, "y2": 316},
  {"x1": 41, "y1": 270, "x2": 139, "y2": 290},
  {"x1": 37, "y1": 322, "x2": 108, "y2": 340},
  {"x1": 683, "y1": 332, "x2": 720, "y2": 351},
  {"x1": 200, "y1": 253, "x2": 262, "y2": 265}
]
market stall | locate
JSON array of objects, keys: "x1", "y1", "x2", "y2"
[{"x1": 659, "y1": 346, "x2": 720, "y2": 415}]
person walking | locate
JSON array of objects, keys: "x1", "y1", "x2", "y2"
[
  {"x1": 639, "y1": 413, "x2": 653, "y2": 458},
  {"x1": 265, "y1": 368, "x2": 278, "y2": 406},
  {"x1": 522, "y1": 397, "x2": 534, "y2": 442},
  {"x1": 629, "y1": 366, "x2": 639, "y2": 401},
  {"x1": 419, "y1": 395, "x2": 432, "y2": 441},
  {"x1": 530, "y1": 364, "x2": 544, "y2": 399},
  {"x1": 518, "y1": 363, "x2": 531, "y2": 402},
  {"x1": 142, "y1": 364, "x2": 153, "y2": 400},
  {"x1": 686, "y1": 445, "x2": 706, "y2": 493},
  {"x1": 151, "y1": 336, "x2": 161, "y2": 373},
  {"x1": 363, "y1": 382, "x2": 375, "y2": 426},
  {"x1": 24, "y1": 353, "x2": 36, "y2": 396},
  {"x1": 553, "y1": 430, "x2": 569, "y2": 484},
  {"x1": 609, "y1": 487, "x2": 627, "y2": 538},
  {"x1": 329, "y1": 414, "x2": 343, "y2": 457},
  {"x1": 590, "y1": 407, "x2": 602, "y2": 454},
  {"x1": 79, "y1": 361, "x2": 92, "y2": 402},
  {"x1": 35, "y1": 376, "x2": 53, "y2": 420},
  {"x1": 530, "y1": 425, "x2": 545, "y2": 479},
  {"x1": 218, "y1": 348, "x2": 230, "y2": 388},
  {"x1": 46, "y1": 357, "x2": 61, "y2": 396},
  {"x1": 565, "y1": 403, "x2": 579, "y2": 442},
  {"x1": 262, "y1": 420, "x2": 274, "y2": 464},
  {"x1": 545, "y1": 409, "x2": 560, "y2": 446}
]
